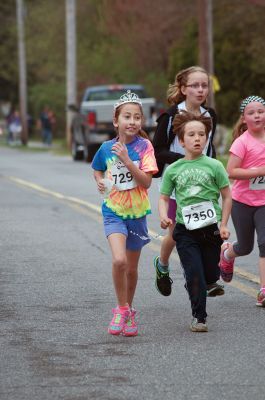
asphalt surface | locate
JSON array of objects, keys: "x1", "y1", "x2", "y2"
[{"x1": 0, "y1": 146, "x2": 265, "y2": 400}]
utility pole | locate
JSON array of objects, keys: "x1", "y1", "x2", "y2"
[
  {"x1": 66, "y1": 0, "x2": 77, "y2": 149},
  {"x1": 198, "y1": 0, "x2": 215, "y2": 108},
  {"x1": 16, "y1": 0, "x2": 28, "y2": 145}
]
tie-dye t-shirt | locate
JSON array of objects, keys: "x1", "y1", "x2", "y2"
[{"x1": 92, "y1": 136, "x2": 158, "y2": 219}]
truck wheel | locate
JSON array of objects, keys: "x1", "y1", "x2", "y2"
[
  {"x1": 84, "y1": 144, "x2": 98, "y2": 163},
  {"x1": 71, "y1": 140, "x2": 83, "y2": 161}
]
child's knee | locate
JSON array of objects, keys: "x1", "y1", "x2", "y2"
[
  {"x1": 112, "y1": 256, "x2": 127, "y2": 271},
  {"x1": 233, "y1": 243, "x2": 253, "y2": 257}
]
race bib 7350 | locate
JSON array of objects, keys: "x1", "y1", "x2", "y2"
[{"x1": 181, "y1": 201, "x2": 217, "y2": 230}]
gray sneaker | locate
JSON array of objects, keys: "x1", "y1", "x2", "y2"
[{"x1": 190, "y1": 318, "x2": 208, "y2": 332}]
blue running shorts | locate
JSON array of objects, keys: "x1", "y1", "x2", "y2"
[{"x1": 103, "y1": 212, "x2": 150, "y2": 251}]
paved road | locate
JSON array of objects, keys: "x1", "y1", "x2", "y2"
[{"x1": 0, "y1": 146, "x2": 265, "y2": 400}]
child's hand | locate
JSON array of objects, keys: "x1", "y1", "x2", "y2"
[
  {"x1": 160, "y1": 217, "x2": 173, "y2": 229},
  {"x1": 97, "y1": 178, "x2": 114, "y2": 196},
  {"x1": 220, "y1": 225, "x2": 230, "y2": 240},
  {"x1": 111, "y1": 142, "x2": 129, "y2": 163},
  {"x1": 97, "y1": 179, "x2": 106, "y2": 194}
]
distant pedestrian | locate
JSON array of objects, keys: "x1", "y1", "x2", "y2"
[
  {"x1": 91, "y1": 90, "x2": 158, "y2": 336},
  {"x1": 7, "y1": 109, "x2": 22, "y2": 144},
  {"x1": 219, "y1": 96, "x2": 265, "y2": 307},
  {"x1": 152, "y1": 66, "x2": 218, "y2": 298},
  {"x1": 39, "y1": 106, "x2": 55, "y2": 146},
  {"x1": 159, "y1": 111, "x2": 231, "y2": 332}
]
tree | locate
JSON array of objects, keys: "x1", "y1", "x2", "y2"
[
  {"x1": 1, "y1": 0, "x2": 264, "y2": 136},
  {"x1": 94, "y1": 0, "x2": 196, "y2": 99},
  {"x1": 25, "y1": 0, "x2": 66, "y2": 133},
  {"x1": 213, "y1": 0, "x2": 265, "y2": 124},
  {"x1": 168, "y1": 0, "x2": 265, "y2": 124},
  {"x1": 0, "y1": 1, "x2": 18, "y2": 104}
]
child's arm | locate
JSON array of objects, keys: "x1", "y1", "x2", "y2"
[
  {"x1": 123, "y1": 159, "x2": 153, "y2": 188},
  {"x1": 158, "y1": 194, "x2": 173, "y2": 229},
  {"x1": 219, "y1": 185, "x2": 232, "y2": 240},
  {"x1": 93, "y1": 170, "x2": 105, "y2": 194},
  {"x1": 227, "y1": 154, "x2": 265, "y2": 179},
  {"x1": 111, "y1": 142, "x2": 152, "y2": 188}
]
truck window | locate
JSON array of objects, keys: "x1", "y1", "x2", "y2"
[{"x1": 85, "y1": 88, "x2": 148, "y2": 102}]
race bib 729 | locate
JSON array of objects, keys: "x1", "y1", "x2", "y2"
[{"x1": 111, "y1": 160, "x2": 139, "y2": 191}]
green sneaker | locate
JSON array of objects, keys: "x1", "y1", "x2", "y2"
[{"x1": 154, "y1": 256, "x2": 173, "y2": 296}]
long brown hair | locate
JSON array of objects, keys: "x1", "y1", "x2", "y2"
[
  {"x1": 167, "y1": 66, "x2": 209, "y2": 106},
  {"x1": 113, "y1": 103, "x2": 149, "y2": 140}
]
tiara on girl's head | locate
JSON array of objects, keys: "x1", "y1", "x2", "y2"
[
  {"x1": 240, "y1": 95, "x2": 265, "y2": 114},
  {"x1": 114, "y1": 90, "x2": 142, "y2": 110}
]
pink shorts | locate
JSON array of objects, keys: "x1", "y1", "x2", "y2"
[{"x1": 168, "y1": 198, "x2": 177, "y2": 221}]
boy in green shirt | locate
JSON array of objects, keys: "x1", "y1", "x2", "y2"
[{"x1": 159, "y1": 111, "x2": 232, "y2": 332}]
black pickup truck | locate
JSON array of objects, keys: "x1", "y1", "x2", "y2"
[{"x1": 70, "y1": 84, "x2": 158, "y2": 162}]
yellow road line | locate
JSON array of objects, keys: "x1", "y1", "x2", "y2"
[
  {"x1": 234, "y1": 267, "x2": 260, "y2": 284},
  {"x1": 67, "y1": 202, "x2": 102, "y2": 223},
  {"x1": 229, "y1": 280, "x2": 258, "y2": 299},
  {"x1": 8, "y1": 175, "x2": 260, "y2": 289},
  {"x1": 9, "y1": 176, "x2": 101, "y2": 213}
]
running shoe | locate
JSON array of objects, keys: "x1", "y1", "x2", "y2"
[
  {"x1": 123, "y1": 309, "x2": 138, "y2": 337},
  {"x1": 190, "y1": 317, "x2": 208, "y2": 332},
  {"x1": 154, "y1": 256, "x2": 173, "y2": 296},
  {"x1": 108, "y1": 307, "x2": 129, "y2": 335},
  {"x1": 207, "y1": 282, "x2": 225, "y2": 297},
  {"x1": 219, "y1": 242, "x2": 235, "y2": 283},
  {"x1": 256, "y1": 288, "x2": 265, "y2": 307}
]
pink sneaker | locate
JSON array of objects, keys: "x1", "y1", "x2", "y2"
[
  {"x1": 123, "y1": 309, "x2": 138, "y2": 337},
  {"x1": 256, "y1": 288, "x2": 265, "y2": 307},
  {"x1": 108, "y1": 307, "x2": 129, "y2": 335},
  {"x1": 219, "y1": 242, "x2": 235, "y2": 283}
]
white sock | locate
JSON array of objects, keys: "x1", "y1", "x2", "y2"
[
  {"x1": 158, "y1": 258, "x2": 169, "y2": 273},
  {"x1": 159, "y1": 258, "x2": 168, "y2": 268},
  {"x1": 224, "y1": 249, "x2": 232, "y2": 261}
]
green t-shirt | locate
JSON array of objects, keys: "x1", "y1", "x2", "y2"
[{"x1": 160, "y1": 155, "x2": 230, "y2": 224}]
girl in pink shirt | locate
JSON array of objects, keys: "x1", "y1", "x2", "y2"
[{"x1": 219, "y1": 96, "x2": 265, "y2": 307}]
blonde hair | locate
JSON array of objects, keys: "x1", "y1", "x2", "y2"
[
  {"x1": 231, "y1": 116, "x2": 247, "y2": 143},
  {"x1": 172, "y1": 111, "x2": 212, "y2": 141},
  {"x1": 113, "y1": 103, "x2": 149, "y2": 140},
  {"x1": 167, "y1": 66, "x2": 209, "y2": 106}
]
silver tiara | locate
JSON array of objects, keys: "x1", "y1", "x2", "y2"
[
  {"x1": 114, "y1": 90, "x2": 142, "y2": 110},
  {"x1": 240, "y1": 95, "x2": 265, "y2": 113}
]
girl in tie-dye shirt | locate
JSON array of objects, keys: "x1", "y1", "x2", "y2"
[{"x1": 92, "y1": 92, "x2": 158, "y2": 337}]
